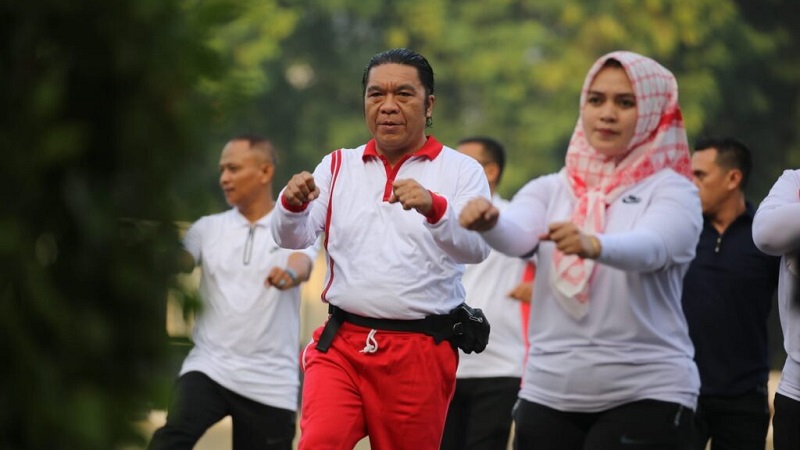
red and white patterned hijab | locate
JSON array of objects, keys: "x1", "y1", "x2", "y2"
[{"x1": 551, "y1": 50, "x2": 692, "y2": 320}]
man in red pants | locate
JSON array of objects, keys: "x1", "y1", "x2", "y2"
[{"x1": 271, "y1": 48, "x2": 491, "y2": 450}]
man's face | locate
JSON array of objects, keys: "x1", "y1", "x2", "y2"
[
  {"x1": 364, "y1": 63, "x2": 434, "y2": 159},
  {"x1": 691, "y1": 148, "x2": 736, "y2": 216},
  {"x1": 218, "y1": 140, "x2": 272, "y2": 209}
]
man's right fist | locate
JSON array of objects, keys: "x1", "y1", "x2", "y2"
[{"x1": 283, "y1": 171, "x2": 320, "y2": 206}]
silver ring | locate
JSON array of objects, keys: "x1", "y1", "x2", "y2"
[{"x1": 278, "y1": 279, "x2": 286, "y2": 287}]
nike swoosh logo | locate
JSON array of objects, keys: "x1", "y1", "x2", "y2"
[{"x1": 621, "y1": 195, "x2": 642, "y2": 204}]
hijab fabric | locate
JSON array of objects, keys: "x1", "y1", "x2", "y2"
[{"x1": 551, "y1": 51, "x2": 692, "y2": 320}]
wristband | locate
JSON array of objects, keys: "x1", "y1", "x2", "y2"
[{"x1": 285, "y1": 268, "x2": 298, "y2": 285}]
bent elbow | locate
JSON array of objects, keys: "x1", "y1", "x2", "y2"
[{"x1": 753, "y1": 235, "x2": 784, "y2": 256}]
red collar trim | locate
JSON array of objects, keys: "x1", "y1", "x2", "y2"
[{"x1": 362, "y1": 136, "x2": 444, "y2": 162}]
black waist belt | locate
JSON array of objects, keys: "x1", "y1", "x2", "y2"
[{"x1": 315, "y1": 304, "x2": 456, "y2": 353}]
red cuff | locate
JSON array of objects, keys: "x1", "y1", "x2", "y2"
[
  {"x1": 425, "y1": 191, "x2": 447, "y2": 224},
  {"x1": 280, "y1": 195, "x2": 310, "y2": 213}
]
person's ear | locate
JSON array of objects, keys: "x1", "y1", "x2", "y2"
[
  {"x1": 260, "y1": 162, "x2": 275, "y2": 184},
  {"x1": 425, "y1": 95, "x2": 435, "y2": 117},
  {"x1": 483, "y1": 162, "x2": 500, "y2": 186},
  {"x1": 727, "y1": 168, "x2": 743, "y2": 191}
]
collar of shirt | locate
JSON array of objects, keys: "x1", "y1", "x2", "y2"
[
  {"x1": 230, "y1": 207, "x2": 273, "y2": 228},
  {"x1": 361, "y1": 135, "x2": 444, "y2": 162}
]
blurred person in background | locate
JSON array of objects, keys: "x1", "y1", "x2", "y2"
[
  {"x1": 753, "y1": 169, "x2": 800, "y2": 450},
  {"x1": 440, "y1": 136, "x2": 534, "y2": 450},
  {"x1": 147, "y1": 135, "x2": 318, "y2": 450},
  {"x1": 682, "y1": 136, "x2": 779, "y2": 450},
  {"x1": 460, "y1": 51, "x2": 701, "y2": 450}
]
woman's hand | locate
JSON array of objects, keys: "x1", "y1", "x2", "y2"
[
  {"x1": 459, "y1": 197, "x2": 500, "y2": 231},
  {"x1": 540, "y1": 221, "x2": 601, "y2": 259}
]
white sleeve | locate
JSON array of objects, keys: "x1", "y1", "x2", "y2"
[
  {"x1": 295, "y1": 233, "x2": 323, "y2": 262},
  {"x1": 480, "y1": 175, "x2": 553, "y2": 257},
  {"x1": 425, "y1": 157, "x2": 491, "y2": 263},
  {"x1": 182, "y1": 216, "x2": 208, "y2": 264},
  {"x1": 271, "y1": 154, "x2": 333, "y2": 250},
  {"x1": 753, "y1": 169, "x2": 800, "y2": 256},
  {"x1": 598, "y1": 175, "x2": 701, "y2": 272}
]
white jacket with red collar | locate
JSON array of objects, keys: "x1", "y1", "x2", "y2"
[{"x1": 272, "y1": 136, "x2": 491, "y2": 320}]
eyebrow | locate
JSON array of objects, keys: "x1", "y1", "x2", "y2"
[{"x1": 587, "y1": 90, "x2": 635, "y2": 97}]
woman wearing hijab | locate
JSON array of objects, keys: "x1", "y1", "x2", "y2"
[{"x1": 460, "y1": 51, "x2": 701, "y2": 450}]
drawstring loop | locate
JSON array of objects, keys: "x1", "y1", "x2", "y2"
[{"x1": 360, "y1": 329, "x2": 378, "y2": 354}]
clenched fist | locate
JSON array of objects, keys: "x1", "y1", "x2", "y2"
[
  {"x1": 283, "y1": 171, "x2": 320, "y2": 206},
  {"x1": 539, "y1": 221, "x2": 601, "y2": 259},
  {"x1": 459, "y1": 197, "x2": 499, "y2": 231},
  {"x1": 389, "y1": 179, "x2": 432, "y2": 216}
]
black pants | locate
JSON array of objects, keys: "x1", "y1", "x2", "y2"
[
  {"x1": 690, "y1": 388, "x2": 770, "y2": 450},
  {"x1": 147, "y1": 371, "x2": 296, "y2": 450},
  {"x1": 773, "y1": 392, "x2": 800, "y2": 450},
  {"x1": 513, "y1": 398, "x2": 693, "y2": 450},
  {"x1": 440, "y1": 377, "x2": 520, "y2": 450}
]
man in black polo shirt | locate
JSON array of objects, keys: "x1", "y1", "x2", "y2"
[{"x1": 682, "y1": 136, "x2": 780, "y2": 450}]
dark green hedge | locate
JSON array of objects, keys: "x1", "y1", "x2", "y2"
[{"x1": 0, "y1": 1, "x2": 225, "y2": 448}]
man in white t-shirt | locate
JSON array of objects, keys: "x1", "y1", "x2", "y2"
[
  {"x1": 441, "y1": 136, "x2": 533, "y2": 450},
  {"x1": 148, "y1": 135, "x2": 318, "y2": 450}
]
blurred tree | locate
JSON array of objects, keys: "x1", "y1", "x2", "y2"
[
  {"x1": 174, "y1": 0, "x2": 303, "y2": 220},
  {"x1": 700, "y1": 0, "x2": 800, "y2": 200},
  {"x1": 0, "y1": 0, "x2": 238, "y2": 449},
  {"x1": 208, "y1": 0, "x2": 798, "y2": 201}
]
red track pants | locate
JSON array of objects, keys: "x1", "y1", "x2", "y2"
[{"x1": 298, "y1": 321, "x2": 458, "y2": 450}]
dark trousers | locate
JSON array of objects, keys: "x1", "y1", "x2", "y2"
[
  {"x1": 147, "y1": 371, "x2": 296, "y2": 450},
  {"x1": 513, "y1": 398, "x2": 693, "y2": 450},
  {"x1": 690, "y1": 388, "x2": 770, "y2": 450},
  {"x1": 440, "y1": 376, "x2": 520, "y2": 450},
  {"x1": 773, "y1": 393, "x2": 800, "y2": 450}
]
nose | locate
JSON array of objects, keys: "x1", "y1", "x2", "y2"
[
  {"x1": 379, "y1": 94, "x2": 400, "y2": 114},
  {"x1": 599, "y1": 101, "x2": 617, "y2": 122},
  {"x1": 220, "y1": 169, "x2": 230, "y2": 186}
]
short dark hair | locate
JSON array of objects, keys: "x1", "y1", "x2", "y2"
[
  {"x1": 230, "y1": 134, "x2": 277, "y2": 166},
  {"x1": 458, "y1": 136, "x2": 506, "y2": 185},
  {"x1": 361, "y1": 48, "x2": 435, "y2": 100},
  {"x1": 694, "y1": 136, "x2": 752, "y2": 189}
]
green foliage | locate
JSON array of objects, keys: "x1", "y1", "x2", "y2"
[
  {"x1": 0, "y1": 1, "x2": 233, "y2": 448},
  {"x1": 196, "y1": 0, "x2": 800, "y2": 202}
]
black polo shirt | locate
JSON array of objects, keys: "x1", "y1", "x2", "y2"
[{"x1": 681, "y1": 203, "x2": 780, "y2": 396}]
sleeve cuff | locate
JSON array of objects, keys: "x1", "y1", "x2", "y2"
[
  {"x1": 425, "y1": 191, "x2": 447, "y2": 224},
  {"x1": 280, "y1": 195, "x2": 310, "y2": 213}
]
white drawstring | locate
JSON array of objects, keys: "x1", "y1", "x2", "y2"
[{"x1": 360, "y1": 329, "x2": 378, "y2": 354}]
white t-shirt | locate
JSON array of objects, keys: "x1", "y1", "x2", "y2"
[
  {"x1": 482, "y1": 169, "x2": 701, "y2": 412},
  {"x1": 753, "y1": 169, "x2": 800, "y2": 402},
  {"x1": 181, "y1": 208, "x2": 318, "y2": 411},
  {"x1": 457, "y1": 195, "x2": 529, "y2": 379},
  {"x1": 272, "y1": 138, "x2": 491, "y2": 319}
]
